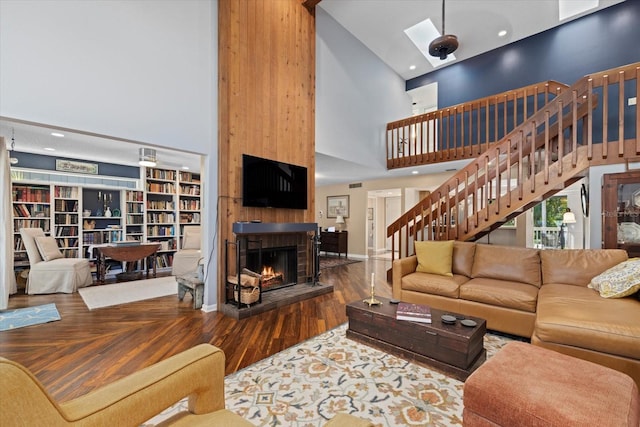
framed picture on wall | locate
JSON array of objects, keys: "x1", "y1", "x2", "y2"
[{"x1": 327, "y1": 195, "x2": 349, "y2": 218}]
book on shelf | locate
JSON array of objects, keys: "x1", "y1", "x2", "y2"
[{"x1": 395, "y1": 302, "x2": 432, "y2": 323}]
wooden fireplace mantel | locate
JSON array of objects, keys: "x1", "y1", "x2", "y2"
[{"x1": 232, "y1": 222, "x2": 318, "y2": 235}]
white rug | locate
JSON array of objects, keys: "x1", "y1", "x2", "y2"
[{"x1": 79, "y1": 276, "x2": 177, "y2": 310}]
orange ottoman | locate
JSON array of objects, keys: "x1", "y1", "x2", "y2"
[{"x1": 463, "y1": 341, "x2": 640, "y2": 426}]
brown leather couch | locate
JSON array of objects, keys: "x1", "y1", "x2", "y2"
[{"x1": 392, "y1": 242, "x2": 640, "y2": 385}]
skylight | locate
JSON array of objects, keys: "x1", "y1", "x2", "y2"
[
  {"x1": 558, "y1": 0, "x2": 599, "y2": 21},
  {"x1": 404, "y1": 18, "x2": 456, "y2": 68}
]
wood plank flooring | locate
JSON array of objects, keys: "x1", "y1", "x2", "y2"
[{"x1": 0, "y1": 259, "x2": 391, "y2": 403}]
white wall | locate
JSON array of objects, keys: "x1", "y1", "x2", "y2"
[
  {"x1": 315, "y1": 7, "x2": 411, "y2": 170},
  {"x1": 0, "y1": 0, "x2": 213, "y2": 153},
  {"x1": 0, "y1": 0, "x2": 220, "y2": 308}
]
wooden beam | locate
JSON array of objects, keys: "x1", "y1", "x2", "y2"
[{"x1": 302, "y1": 0, "x2": 321, "y2": 12}]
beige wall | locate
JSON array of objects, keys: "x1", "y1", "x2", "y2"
[{"x1": 315, "y1": 171, "x2": 457, "y2": 257}]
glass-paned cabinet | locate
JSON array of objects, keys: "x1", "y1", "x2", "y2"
[{"x1": 603, "y1": 170, "x2": 640, "y2": 257}]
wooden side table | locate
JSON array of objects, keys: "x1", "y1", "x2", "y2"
[
  {"x1": 95, "y1": 243, "x2": 161, "y2": 284},
  {"x1": 320, "y1": 231, "x2": 348, "y2": 257}
]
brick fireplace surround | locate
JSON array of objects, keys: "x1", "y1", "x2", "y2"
[{"x1": 220, "y1": 222, "x2": 333, "y2": 319}]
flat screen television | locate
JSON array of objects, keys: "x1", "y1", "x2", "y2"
[{"x1": 242, "y1": 154, "x2": 308, "y2": 210}]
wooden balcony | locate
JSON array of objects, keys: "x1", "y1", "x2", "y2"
[{"x1": 387, "y1": 81, "x2": 568, "y2": 169}]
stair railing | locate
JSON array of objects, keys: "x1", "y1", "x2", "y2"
[
  {"x1": 387, "y1": 62, "x2": 640, "y2": 263},
  {"x1": 386, "y1": 81, "x2": 567, "y2": 169}
]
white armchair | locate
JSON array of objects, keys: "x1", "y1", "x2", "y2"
[
  {"x1": 172, "y1": 225, "x2": 202, "y2": 276},
  {"x1": 19, "y1": 228, "x2": 93, "y2": 294}
]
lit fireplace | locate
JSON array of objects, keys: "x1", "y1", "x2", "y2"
[
  {"x1": 247, "y1": 245, "x2": 297, "y2": 292},
  {"x1": 260, "y1": 266, "x2": 284, "y2": 289}
]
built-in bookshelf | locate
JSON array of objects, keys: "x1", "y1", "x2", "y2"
[
  {"x1": 53, "y1": 185, "x2": 80, "y2": 258},
  {"x1": 178, "y1": 171, "x2": 201, "y2": 248},
  {"x1": 12, "y1": 167, "x2": 201, "y2": 273},
  {"x1": 145, "y1": 167, "x2": 177, "y2": 269},
  {"x1": 81, "y1": 188, "x2": 123, "y2": 259},
  {"x1": 125, "y1": 190, "x2": 144, "y2": 242},
  {"x1": 12, "y1": 184, "x2": 51, "y2": 267}
]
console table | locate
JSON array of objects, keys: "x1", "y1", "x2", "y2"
[
  {"x1": 94, "y1": 243, "x2": 161, "y2": 284},
  {"x1": 320, "y1": 231, "x2": 348, "y2": 258}
]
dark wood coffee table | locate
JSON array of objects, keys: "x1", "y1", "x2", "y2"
[{"x1": 346, "y1": 296, "x2": 486, "y2": 381}]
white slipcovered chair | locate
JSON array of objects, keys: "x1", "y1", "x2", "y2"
[
  {"x1": 172, "y1": 225, "x2": 202, "y2": 276},
  {"x1": 19, "y1": 228, "x2": 93, "y2": 294}
]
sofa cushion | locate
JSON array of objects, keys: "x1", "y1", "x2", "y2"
[
  {"x1": 460, "y1": 277, "x2": 539, "y2": 312},
  {"x1": 452, "y1": 241, "x2": 476, "y2": 277},
  {"x1": 401, "y1": 271, "x2": 468, "y2": 298},
  {"x1": 471, "y1": 245, "x2": 541, "y2": 287},
  {"x1": 34, "y1": 236, "x2": 63, "y2": 262},
  {"x1": 540, "y1": 249, "x2": 627, "y2": 287},
  {"x1": 535, "y1": 284, "x2": 640, "y2": 360},
  {"x1": 588, "y1": 258, "x2": 640, "y2": 298},
  {"x1": 415, "y1": 240, "x2": 453, "y2": 277}
]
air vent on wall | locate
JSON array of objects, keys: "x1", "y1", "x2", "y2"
[{"x1": 349, "y1": 183, "x2": 363, "y2": 189}]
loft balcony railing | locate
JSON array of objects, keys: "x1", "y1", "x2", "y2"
[
  {"x1": 387, "y1": 62, "x2": 640, "y2": 265},
  {"x1": 387, "y1": 81, "x2": 568, "y2": 169}
]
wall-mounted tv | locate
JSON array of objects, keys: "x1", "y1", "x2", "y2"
[{"x1": 242, "y1": 154, "x2": 308, "y2": 210}]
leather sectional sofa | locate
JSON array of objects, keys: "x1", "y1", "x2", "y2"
[{"x1": 392, "y1": 242, "x2": 640, "y2": 385}]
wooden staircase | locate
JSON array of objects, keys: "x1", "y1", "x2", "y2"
[{"x1": 386, "y1": 62, "x2": 640, "y2": 266}]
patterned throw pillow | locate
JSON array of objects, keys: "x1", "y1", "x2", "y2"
[
  {"x1": 414, "y1": 240, "x2": 454, "y2": 277},
  {"x1": 588, "y1": 258, "x2": 640, "y2": 298}
]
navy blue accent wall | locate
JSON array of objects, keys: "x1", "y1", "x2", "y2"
[
  {"x1": 407, "y1": 1, "x2": 640, "y2": 108},
  {"x1": 11, "y1": 151, "x2": 140, "y2": 178}
]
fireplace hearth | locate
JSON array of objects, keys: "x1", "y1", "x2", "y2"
[{"x1": 224, "y1": 222, "x2": 325, "y2": 315}]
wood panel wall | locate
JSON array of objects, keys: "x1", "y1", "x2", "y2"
[{"x1": 218, "y1": 0, "x2": 316, "y2": 303}]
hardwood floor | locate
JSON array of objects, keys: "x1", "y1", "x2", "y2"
[{"x1": 0, "y1": 259, "x2": 392, "y2": 403}]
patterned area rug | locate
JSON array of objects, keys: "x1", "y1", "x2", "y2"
[
  {"x1": 319, "y1": 256, "x2": 361, "y2": 269},
  {"x1": 0, "y1": 303, "x2": 61, "y2": 331},
  {"x1": 143, "y1": 324, "x2": 514, "y2": 426}
]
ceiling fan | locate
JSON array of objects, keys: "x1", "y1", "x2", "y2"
[{"x1": 428, "y1": 0, "x2": 459, "y2": 60}]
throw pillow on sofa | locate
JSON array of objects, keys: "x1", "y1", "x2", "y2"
[
  {"x1": 415, "y1": 240, "x2": 454, "y2": 277},
  {"x1": 588, "y1": 258, "x2": 640, "y2": 298}
]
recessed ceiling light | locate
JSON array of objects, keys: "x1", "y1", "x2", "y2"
[
  {"x1": 44, "y1": 147, "x2": 55, "y2": 151},
  {"x1": 51, "y1": 132, "x2": 64, "y2": 138},
  {"x1": 412, "y1": 170, "x2": 419, "y2": 174},
  {"x1": 182, "y1": 166, "x2": 190, "y2": 170},
  {"x1": 409, "y1": 65, "x2": 416, "y2": 70},
  {"x1": 498, "y1": 30, "x2": 507, "y2": 37}
]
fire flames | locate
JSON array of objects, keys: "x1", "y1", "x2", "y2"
[
  {"x1": 261, "y1": 266, "x2": 276, "y2": 278},
  {"x1": 260, "y1": 265, "x2": 284, "y2": 289}
]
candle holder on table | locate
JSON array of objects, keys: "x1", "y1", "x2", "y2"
[{"x1": 363, "y1": 272, "x2": 382, "y2": 306}]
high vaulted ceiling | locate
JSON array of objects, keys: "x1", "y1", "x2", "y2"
[
  {"x1": 1, "y1": 1, "x2": 626, "y2": 185},
  {"x1": 315, "y1": 0, "x2": 626, "y2": 186},
  {"x1": 319, "y1": 0, "x2": 625, "y2": 81}
]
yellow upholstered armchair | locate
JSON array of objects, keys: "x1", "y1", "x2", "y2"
[
  {"x1": 1, "y1": 344, "x2": 373, "y2": 427},
  {"x1": 1, "y1": 344, "x2": 253, "y2": 426}
]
